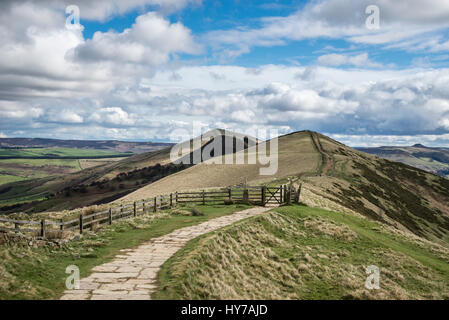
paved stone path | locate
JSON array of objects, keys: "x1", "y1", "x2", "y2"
[{"x1": 60, "y1": 206, "x2": 273, "y2": 300}]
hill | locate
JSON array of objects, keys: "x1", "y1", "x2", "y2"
[
  {"x1": 0, "y1": 130, "x2": 257, "y2": 213},
  {"x1": 122, "y1": 131, "x2": 449, "y2": 243},
  {"x1": 0, "y1": 138, "x2": 172, "y2": 154},
  {"x1": 356, "y1": 145, "x2": 449, "y2": 178}
]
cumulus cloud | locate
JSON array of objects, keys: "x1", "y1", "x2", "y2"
[
  {"x1": 1, "y1": 0, "x2": 449, "y2": 147},
  {"x1": 74, "y1": 12, "x2": 200, "y2": 65}
]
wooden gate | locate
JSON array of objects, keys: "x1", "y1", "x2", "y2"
[{"x1": 264, "y1": 186, "x2": 283, "y2": 205}]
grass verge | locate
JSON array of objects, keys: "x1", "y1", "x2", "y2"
[{"x1": 153, "y1": 204, "x2": 449, "y2": 300}]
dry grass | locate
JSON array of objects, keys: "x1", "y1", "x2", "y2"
[
  {"x1": 121, "y1": 131, "x2": 319, "y2": 202},
  {"x1": 154, "y1": 206, "x2": 449, "y2": 300}
]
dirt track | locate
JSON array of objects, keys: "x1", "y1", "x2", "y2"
[{"x1": 310, "y1": 132, "x2": 333, "y2": 176}]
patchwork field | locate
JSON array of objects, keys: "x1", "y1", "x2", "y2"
[{"x1": 0, "y1": 148, "x2": 133, "y2": 186}]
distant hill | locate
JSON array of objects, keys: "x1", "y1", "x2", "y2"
[
  {"x1": 0, "y1": 138, "x2": 172, "y2": 154},
  {"x1": 356, "y1": 145, "x2": 449, "y2": 178}
]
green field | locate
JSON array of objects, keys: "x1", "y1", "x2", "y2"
[
  {"x1": 0, "y1": 203, "x2": 250, "y2": 300},
  {"x1": 0, "y1": 148, "x2": 132, "y2": 187},
  {"x1": 0, "y1": 148, "x2": 131, "y2": 159},
  {"x1": 153, "y1": 204, "x2": 449, "y2": 300}
]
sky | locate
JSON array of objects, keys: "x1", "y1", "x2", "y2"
[{"x1": 1, "y1": 0, "x2": 449, "y2": 147}]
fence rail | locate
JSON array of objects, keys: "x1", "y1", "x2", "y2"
[{"x1": 0, "y1": 184, "x2": 302, "y2": 239}]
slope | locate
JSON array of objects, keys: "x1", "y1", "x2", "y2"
[
  {"x1": 122, "y1": 131, "x2": 449, "y2": 243},
  {"x1": 357, "y1": 144, "x2": 449, "y2": 178},
  {"x1": 154, "y1": 204, "x2": 449, "y2": 300},
  {"x1": 0, "y1": 130, "x2": 257, "y2": 213}
]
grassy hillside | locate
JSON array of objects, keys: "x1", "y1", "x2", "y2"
[
  {"x1": 154, "y1": 204, "x2": 449, "y2": 300},
  {"x1": 0, "y1": 147, "x2": 175, "y2": 211},
  {"x1": 122, "y1": 131, "x2": 319, "y2": 200},
  {"x1": 121, "y1": 131, "x2": 449, "y2": 243},
  {"x1": 357, "y1": 145, "x2": 449, "y2": 178},
  {"x1": 0, "y1": 148, "x2": 133, "y2": 186},
  {"x1": 0, "y1": 159, "x2": 82, "y2": 184}
]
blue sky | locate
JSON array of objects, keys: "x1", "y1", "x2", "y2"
[{"x1": 1, "y1": 0, "x2": 449, "y2": 146}]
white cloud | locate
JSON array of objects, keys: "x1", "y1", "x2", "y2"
[
  {"x1": 317, "y1": 53, "x2": 381, "y2": 67},
  {"x1": 74, "y1": 12, "x2": 200, "y2": 65},
  {"x1": 48, "y1": 110, "x2": 84, "y2": 124},
  {"x1": 89, "y1": 107, "x2": 135, "y2": 126}
]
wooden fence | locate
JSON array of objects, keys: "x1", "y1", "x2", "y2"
[{"x1": 0, "y1": 184, "x2": 302, "y2": 239}]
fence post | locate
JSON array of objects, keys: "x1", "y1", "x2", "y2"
[
  {"x1": 133, "y1": 202, "x2": 137, "y2": 217},
  {"x1": 79, "y1": 214, "x2": 83, "y2": 234},
  {"x1": 295, "y1": 183, "x2": 302, "y2": 203},
  {"x1": 120, "y1": 205, "x2": 123, "y2": 217},
  {"x1": 228, "y1": 188, "x2": 232, "y2": 201},
  {"x1": 279, "y1": 186, "x2": 283, "y2": 204},
  {"x1": 243, "y1": 188, "x2": 249, "y2": 205},
  {"x1": 14, "y1": 222, "x2": 19, "y2": 234},
  {"x1": 287, "y1": 184, "x2": 292, "y2": 204},
  {"x1": 108, "y1": 208, "x2": 113, "y2": 225},
  {"x1": 60, "y1": 219, "x2": 64, "y2": 231},
  {"x1": 261, "y1": 186, "x2": 266, "y2": 206},
  {"x1": 142, "y1": 200, "x2": 146, "y2": 213},
  {"x1": 170, "y1": 193, "x2": 173, "y2": 207},
  {"x1": 41, "y1": 219, "x2": 46, "y2": 238},
  {"x1": 154, "y1": 197, "x2": 157, "y2": 212},
  {"x1": 176, "y1": 191, "x2": 178, "y2": 204},
  {"x1": 202, "y1": 190, "x2": 205, "y2": 205}
]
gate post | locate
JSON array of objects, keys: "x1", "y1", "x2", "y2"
[
  {"x1": 243, "y1": 188, "x2": 249, "y2": 205},
  {"x1": 261, "y1": 186, "x2": 266, "y2": 206},
  {"x1": 287, "y1": 185, "x2": 292, "y2": 204}
]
